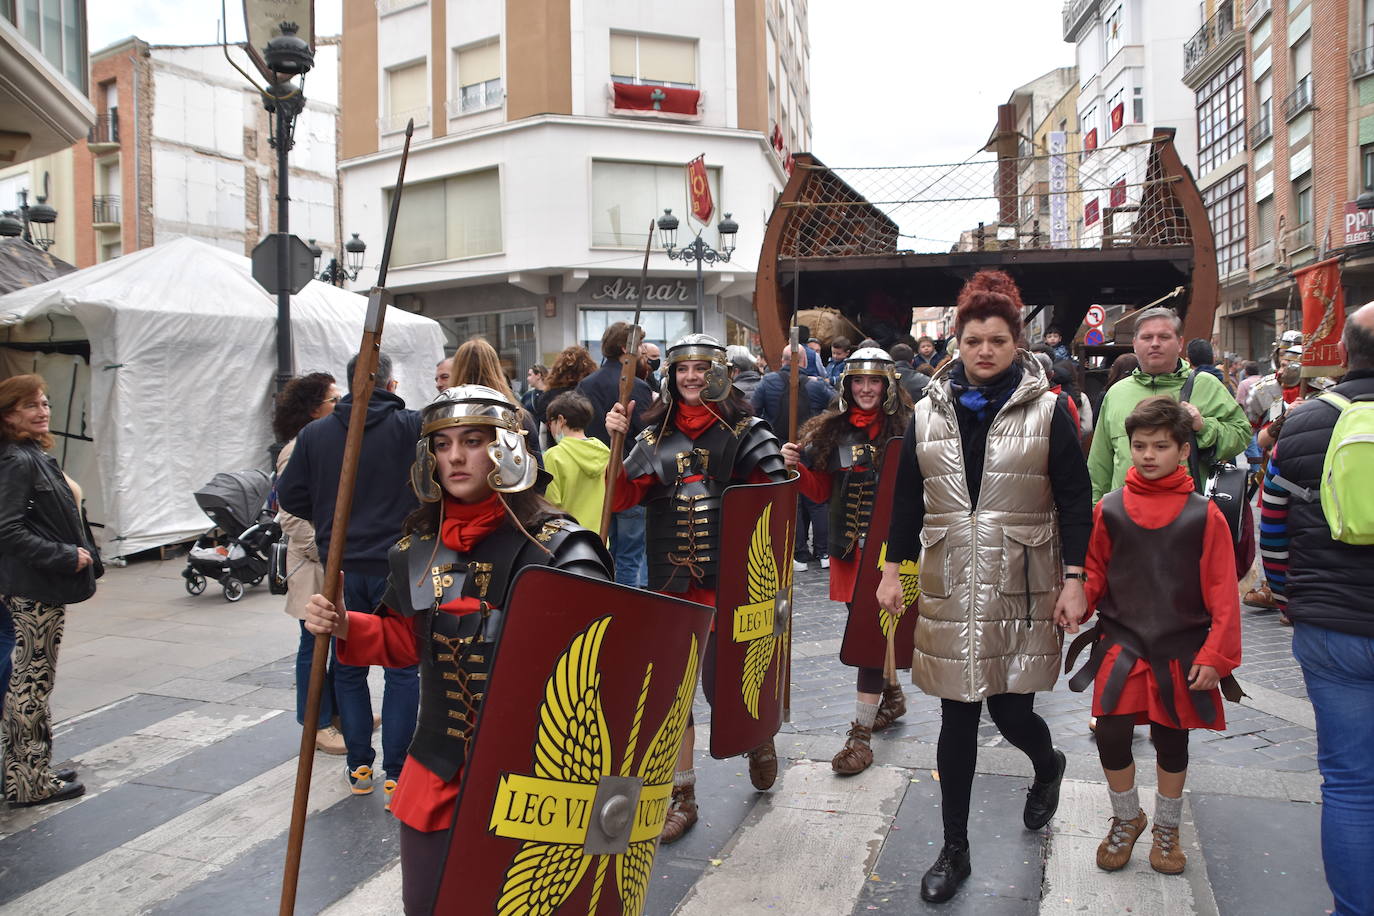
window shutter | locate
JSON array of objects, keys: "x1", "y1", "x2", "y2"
[{"x1": 458, "y1": 41, "x2": 500, "y2": 89}]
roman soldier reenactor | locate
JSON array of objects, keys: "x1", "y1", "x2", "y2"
[
  {"x1": 781, "y1": 347, "x2": 914, "y2": 774},
  {"x1": 304, "y1": 385, "x2": 612, "y2": 914},
  {"x1": 605, "y1": 333, "x2": 788, "y2": 843}
]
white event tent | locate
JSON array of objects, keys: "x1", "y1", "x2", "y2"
[{"x1": 0, "y1": 237, "x2": 445, "y2": 557}]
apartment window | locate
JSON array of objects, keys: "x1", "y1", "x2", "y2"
[
  {"x1": 1292, "y1": 34, "x2": 1312, "y2": 81},
  {"x1": 1293, "y1": 177, "x2": 1313, "y2": 248},
  {"x1": 454, "y1": 40, "x2": 502, "y2": 114},
  {"x1": 1203, "y1": 169, "x2": 1247, "y2": 276},
  {"x1": 1197, "y1": 54, "x2": 1245, "y2": 174},
  {"x1": 10, "y1": 0, "x2": 86, "y2": 93},
  {"x1": 1363, "y1": 143, "x2": 1374, "y2": 192},
  {"x1": 1257, "y1": 196, "x2": 1275, "y2": 244},
  {"x1": 610, "y1": 33, "x2": 697, "y2": 88},
  {"x1": 99, "y1": 237, "x2": 121, "y2": 263},
  {"x1": 1104, "y1": 2, "x2": 1125, "y2": 59},
  {"x1": 387, "y1": 169, "x2": 502, "y2": 265},
  {"x1": 1132, "y1": 86, "x2": 1144, "y2": 123},
  {"x1": 1366, "y1": 0, "x2": 1374, "y2": 47},
  {"x1": 591, "y1": 160, "x2": 721, "y2": 248},
  {"x1": 1257, "y1": 73, "x2": 1272, "y2": 126},
  {"x1": 1108, "y1": 88, "x2": 1125, "y2": 135},
  {"x1": 385, "y1": 60, "x2": 429, "y2": 132},
  {"x1": 1081, "y1": 105, "x2": 1099, "y2": 151}
]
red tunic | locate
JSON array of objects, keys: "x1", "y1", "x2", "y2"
[{"x1": 1082, "y1": 467, "x2": 1242, "y2": 730}]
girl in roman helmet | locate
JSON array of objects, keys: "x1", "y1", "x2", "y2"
[
  {"x1": 604, "y1": 333, "x2": 788, "y2": 843},
  {"x1": 780, "y1": 347, "x2": 914, "y2": 776},
  {"x1": 305, "y1": 385, "x2": 611, "y2": 916}
]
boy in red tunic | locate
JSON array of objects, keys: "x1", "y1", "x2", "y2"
[{"x1": 1062, "y1": 396, "x2": 1241, "y2": 876}]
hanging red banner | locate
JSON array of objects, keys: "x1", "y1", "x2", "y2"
[
  {"x1": 1294, "y1": 257, "x2": 1347, "y2": 377},
  {"x1": 1110, "y1": 103, "x2": 1125, "y2": 132},
  {"x1": 1084, "y1": 128, "x2": 1098, "y2": 151},
  {"x1": 1109, "y1": 179, "x2": 1127, "y2": 208},
  {"x1": 611, "y1": 82, "x2": 701, "y2": 116},
  {"x1": 1084, "y1": 198, "x2": 1100, "y2": 226},
  {"x1": 686, "y1": 154, "x2": 714, "y2": 224}
]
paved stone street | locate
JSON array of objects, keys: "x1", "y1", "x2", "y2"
[{"x1": 0, "y1": 557, "x2": 1333, "y2": 915}]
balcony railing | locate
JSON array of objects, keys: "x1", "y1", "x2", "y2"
[
  {"x1": 1249, "y1": 112, "x2": 1273, "y2": 146},
  {"x1": 88, "y1": 112, "x2": 119, "y2": 146},
  {"x1": 378, "y1": 106, "x2": 430, "y2": 134},
  {"x1": 1062, "y1": 0, "x2": 1100, "y2": 41},
  {"x1": 1184, "y1": 0, "x2": 1240, "y2": 78},
  {"x1": 1353, "y1": 46, "x2": 1374, "y2": 80},
  {"x1": 1289, "y1": 221, "x2": 1313, "y2": 250},
  {"x1": 92, "y1": 195, "x2": 120, "y2": 225},
  {"x1": 1283, "y1": 75, "x2": 1315, "y2": 120},
  {"x1": 447, "y1": 79, "x2": 503, "y2": 117}
]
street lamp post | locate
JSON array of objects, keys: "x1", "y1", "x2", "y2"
[
  {"x1": 0, "y1": 187, "x2": 59, "y2": 251},
  {"x1": 308, "y1": 232, "x2": 368, "y2": 286},
  {"x1": 656, "y1": 208, "x2": 739, "y2": 307}
]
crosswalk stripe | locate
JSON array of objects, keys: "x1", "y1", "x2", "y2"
[
  {"x1": 674, "y1": 761, "x2": 908, "y2": 915},
  {"x1": 320, "y1": 860, "x2": 403, "y2": 915},
  {"x1": 0, "y1": 704, "x2": 282, "y2": 841},
  {"x1": 1040, "y1": 779, "x2": 1220, "y2": 915},
  {"x1": 6, "y1": 751, "x2": 351, "y2": 915}
]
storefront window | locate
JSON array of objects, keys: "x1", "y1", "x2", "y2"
[
  {"x1": 438, "y1": 309, "x2": 538, "y2": 392},
  {"x1": 579, "y1": 308, "x2": 696, "y2": 363}
]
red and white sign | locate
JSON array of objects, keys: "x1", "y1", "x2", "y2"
[
  {"x1": 1109, "y1": 178, "x2": 1127, "y2": 208},
  {"x1": 686, "y1": 154, "x2": 714, "y2": 224},
  {"x1": 1343, "y1": 201, "x2": 1373, "y2": 246},
  {"x1": 1086, "y1": 305, "x2": 1106, "y2": 327}
]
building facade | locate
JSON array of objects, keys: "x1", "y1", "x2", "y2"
[
  {"x1": 338, "y1": 0, "x2": 809, "y2": 381},
  {"x1": 63, "y1": 37, "x2": 340, "y2": 269},
  {"x1": 0, "y1": 0, "x2": 93, "y2": 167}
]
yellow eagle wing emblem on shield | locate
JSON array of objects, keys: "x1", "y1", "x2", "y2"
[
  {"x1": 875, "y1": 541, "x2": 920, "y2": 638},
  {"x1": 737, "y1": 503, "x2": 792, "y2": 719}
]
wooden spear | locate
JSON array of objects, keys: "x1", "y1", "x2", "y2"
[
  {"x1": 598, "y1": 222, "x2": 656, "y2": 541},
  {"x1": 783, "y1": 263, "x2": 802, "y2": 724},
  {"x1": 278, "y1": 120, "x2": 415, "y2": 916}
]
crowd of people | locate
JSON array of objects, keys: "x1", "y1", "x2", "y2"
[{"x1": 0, "y1": 277, "x2": 1368, "y2": 915}]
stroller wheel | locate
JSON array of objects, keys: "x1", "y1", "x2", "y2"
[
  {"x1": 223, "y1": 577, "x2": 245, "y2": 602},
  {"x1": 185, "y1": 572, "x2": 207, "y2": 596}
]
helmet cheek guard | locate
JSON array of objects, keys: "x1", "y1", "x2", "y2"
[
  {"x1": 487, "y1": 426, "x2": 537, "y2": 493},
  {"x1": 411, "y1": 438, "x2": 442, "y2": 503},
  {"x1": 702, "y1": 362, "x2": 732, "y2": 402},
  {"x1": 662, "y1": 332, "x2": 732, "y2": 404}
]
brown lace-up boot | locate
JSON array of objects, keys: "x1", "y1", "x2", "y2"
[
  {"x1": 1096, "y1": 810, "x2": 1147, "y2": 871},
  {"x1": 872, "y1": 684, "x2": 907, "y2": 732},
  {"x1": 1149, "y1": 823, "x2": 1187, "y2": 874},
  {"x1": 747, "y1": 738, "x2": 778, "y2": 790},
  {"x1": 831, "y1": 721, "x2": 874, "y2": 775},
  {"x1": 660, "y1": 783, "x2": 698, "y2": 844}
]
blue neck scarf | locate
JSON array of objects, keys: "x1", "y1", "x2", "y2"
[{"x1": 948, "y1": 361, "x2": 1022, "y2": 422}]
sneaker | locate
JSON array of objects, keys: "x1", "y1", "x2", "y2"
[
  {"x1": 346, "y1": 764, "x2": 375, "y2": 795},
  {"x1": 383, "y1": 778, "x2": 398, "y2": 812},
  {"x1": 819, "y1": 556, "x2": 830, "y2": 569},
  {"x1": 1149, "y1": 823, "x2": 1187, "y2": 874},
  {"x1": 1023, "y1": 749, "x2": 1067, "y2": 830},
  {"x1": 792, "y1": 559, "x2": 808, "y2": 572},
  {"x1": 919, "y1": 840, "x2": 971, "y2": 903},
  {"x1": 315, "y1": 726, "x2": 347, "y2": 756},
  {"x1": 1096, "y1": 810, "x2": 1147, "y2": 871}
]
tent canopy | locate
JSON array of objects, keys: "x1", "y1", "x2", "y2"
[
  {"x1": 0, "y1": 236, "x2": 446, "y2": 556},
  {"x1": 0, "y1": 238, "x2": 76, "y2": 296}
]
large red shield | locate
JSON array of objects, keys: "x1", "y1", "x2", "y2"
[
  {"x1": 438, "y1": 568, "x2": 712, "y2": 915},
  {"x1": 710, "y1": 476, "x2": 798, "y2": 759},
  {"x1": 841, "y1": 437, "x2": 921, "y2": 669}
]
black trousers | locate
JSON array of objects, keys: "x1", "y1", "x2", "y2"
[
  {"x1": 936, "y1": 693, "x2": 1059, "y2": 843},
  {"x1": 400, "y1": 824, "x2": 449, "y2": 915}
]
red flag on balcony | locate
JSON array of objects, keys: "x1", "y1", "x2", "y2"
[
  {"x1": 1294, "y1": 257, "x2": 1346, "y2": 377},
  {"x1": 1110, "y1": 103, "x2": 1125, "y2": 132},
  {"x1": 611, "y1": 82, "x2": 701, "y2": 116},
  {"x1": 1109, "y1": 179, "x2": 1127, "y2": 207},
  {"x1": 1084, "y1": 128, "x2": 1098, "y2": 151},
  {"x1": 687, "y1": 154, "x2": 714, "y2": 224},
  {"x1": 1085, "y1": 198, "x2": 1100, "y2": 226}
]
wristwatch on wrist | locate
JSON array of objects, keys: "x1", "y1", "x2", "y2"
[{"x1": 1063, "y1": 571, "x2": 1084, "y2": 580}]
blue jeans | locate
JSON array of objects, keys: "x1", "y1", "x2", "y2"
[
  {"x1": 0, "y1": 598, "x2": 12, "y2": 717},
  {"x1": 335, "y1": 573, "x2": 419, "y2": 780},
  {"x1": 796, "y1": 495, "x2": 829, "y2": 561},
  {"x1": 610, "y1": 505, "x2": 647, "y2": 588},
  {"x1": 1292, "y1": 622, "x2": 1374, "y2": 916},
  {"x1": 295, "y1": 621, "x2": 334, "y2": 730}
]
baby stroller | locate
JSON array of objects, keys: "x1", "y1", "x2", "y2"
[{"x1": 182, "y1": 469, "x2": 283, "y2": 602}]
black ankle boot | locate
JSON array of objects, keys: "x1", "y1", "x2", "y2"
[
  {"x1": 1024, "y1": 749, "x2": 1067, "y2": 830},
  {"x1": 919, "y1": 840, "x2": 971, "y2": 903}
]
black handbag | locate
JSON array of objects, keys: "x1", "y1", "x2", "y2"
[
  {"x1": 1180, "y1": 372, "x2": 1248, "y2": 545},
  {"x1": 268, "y1": 541, "x2": 290, "y2": 596}
]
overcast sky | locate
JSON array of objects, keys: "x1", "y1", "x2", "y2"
[{"x1": 92, "y1": 1, "x2": 1074, "y2": 245}]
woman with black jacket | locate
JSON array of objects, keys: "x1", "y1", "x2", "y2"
[{"x1": 0, "y1": 374, "x2": 100, "y2": 807}]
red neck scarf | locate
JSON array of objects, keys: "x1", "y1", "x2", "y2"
[
  {"x1": 674, "y1": 403, "x2": 718, "y2": 439},
  {"x1": 847, "y1": 408, "x2": 881, "y2": 440},
  {"x1": 1124, "y1": 464, "x2": 1195, "y2": 496},
  {"x1": 440, "y1": 493, "x2": 507, "y2": 552}
]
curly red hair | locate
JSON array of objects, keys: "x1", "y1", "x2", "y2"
[{"x1": 954, "y1": 269, "x2": 1025, "y2": 341}]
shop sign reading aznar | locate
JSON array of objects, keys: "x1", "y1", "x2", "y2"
[{"x1": 588, "y1": 277, "x2": 695, "y2": 304}]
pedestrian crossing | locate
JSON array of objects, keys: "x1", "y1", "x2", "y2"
[{"x1": 0, "y1": 691, "x2": 1319, "y2": 915}]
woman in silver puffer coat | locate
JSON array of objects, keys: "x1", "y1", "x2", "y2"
[{"x1": 877, "y1": 271, "x2": 1093, "y2": 905}]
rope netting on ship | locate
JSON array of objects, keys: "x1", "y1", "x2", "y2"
[{"x1": 778, "y1": 134, "x2": 1193, "y2": 258}]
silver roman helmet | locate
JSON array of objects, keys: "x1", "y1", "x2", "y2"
[
  {"x1": 837, "y1": 346, "x2": 901, "y2": 414},
  {"x1": 411, "y1": 384, "x2": 536, "y2": 501},
  {"x1": 660, "y1": 333, "x2": 731, "y2": 405}
]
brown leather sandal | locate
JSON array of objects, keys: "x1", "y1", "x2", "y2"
[
  {"x1": 659, "y1": 783, "x2": 698, "y2": 844},
  {"x1": 873, "y1": 684, "x2": 907, "y2": 732},
  {"x1": 831, "y1": 722, "x2": 874, "y2": 776},
  {"x1": 747, "y1": 737, "x2": 778, "y2": 790}
]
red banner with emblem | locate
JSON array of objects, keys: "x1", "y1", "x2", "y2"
[
  {"x1": 611, "y1": 82, "x2": 701, "y2": 116},
  {"x1": 1294, "y1": 257, "x2": 1346, "y2": 377},
  {"x1": 686, "y1": 154, "x2": 714, "y2": 225}
]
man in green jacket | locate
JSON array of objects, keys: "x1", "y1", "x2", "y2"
[{"x1": 1088, "y1": 306, "x2": 1252, "y2": 503}]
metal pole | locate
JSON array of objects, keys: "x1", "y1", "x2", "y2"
[
  {"x1": 275, "y1": 96, "x2": 294, "y2": 394},
  {"x1": 694, "y1": 237, "x2": 705, "y2": 307}
]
